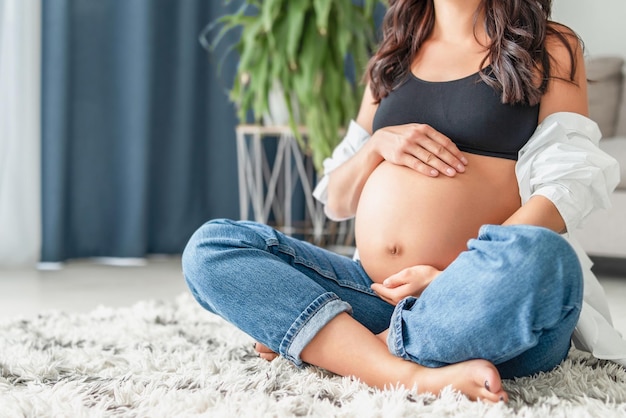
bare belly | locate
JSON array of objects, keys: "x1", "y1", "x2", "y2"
[{"x1": 355, "y1": 154, "x2": 521, "y2": 283}]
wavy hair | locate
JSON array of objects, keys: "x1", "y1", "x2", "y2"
[{"x1": 366, "y1": 0, "x2": 580, "y2": 106}]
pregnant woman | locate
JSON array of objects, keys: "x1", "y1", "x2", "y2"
[{"x1": 182, "y1": 0, "x2": 620, "y2": 402}]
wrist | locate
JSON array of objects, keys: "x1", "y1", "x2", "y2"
[{"x1": 362, "y1": 134, "x2": 384, "y2": 168}]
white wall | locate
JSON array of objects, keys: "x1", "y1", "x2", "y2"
[{"x1": 552, "y1": 0, "x2": 626, "y2": 59}]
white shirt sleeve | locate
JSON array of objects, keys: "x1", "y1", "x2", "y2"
[
  {"x1": 312, "y1": 120, "x2": 371, "y2": 220},
  {"x1": 516, "y1": 113, "x2": 626, "y2": 366},
  {"x1": 516, "y1": 112, "x2": 621, "y2": 232}
]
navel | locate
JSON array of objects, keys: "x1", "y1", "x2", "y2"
[{"x1": 387, "y1": 244, "x2": 402, "y2": 256}]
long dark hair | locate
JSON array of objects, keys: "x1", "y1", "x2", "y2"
[{"x1": 366, "y1": 0, "x2": 580, "y2": 106}]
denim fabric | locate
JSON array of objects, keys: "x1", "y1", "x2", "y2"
[
  {"x1": 387, "y1": 224, "x2": 583, "y2": 379},
  {"x1": 182, "y1": 219, "x2": 394, "y2": 366},
  {"x1": 182, "y1": 220, "x2": 582, "y2": 377}
]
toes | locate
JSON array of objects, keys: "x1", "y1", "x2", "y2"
[
  {"x1": 254, "y1": 342, "x2": 279, "y2": 362},
  {"x1": 259, "y1": 352, "x2": 278, "y2": 362},
  {"x1": 497, "y1": 390, "x2": 509, "y2": 403},
  {"x1": 254, "y1": 342, "x2": 274, "y2": 353},
  {"x1": 480, "y1": 380, "x2": 507, "y2": 403},
  {"x1": 469, "y1": 361, "x2": 507, "y2": 403},
  {"x1": 477, "y1": 388, "x2": 504, "y2": 403},
  {"x1": 480, "y1": 367, "x2": 503, "y2": 394}
]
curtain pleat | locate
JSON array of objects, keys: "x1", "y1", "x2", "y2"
[{"x1": 41, "y1": 0, "x2": 242, "y2": 263}]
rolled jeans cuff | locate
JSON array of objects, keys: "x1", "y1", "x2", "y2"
[
  {"x1": 280, "y1": 293, "x2": 352, "y2": 367},
  {"x1": 387, "y1": 296, "x2": 416, "y2": 361}
]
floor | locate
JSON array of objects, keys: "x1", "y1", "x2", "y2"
[{"x1": 0, "y1": 256, "x2": 625, "y2": 339}]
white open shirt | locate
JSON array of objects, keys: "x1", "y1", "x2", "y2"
[{"x1": 312, "y1": 112, "x2": 626, "y2": 366}]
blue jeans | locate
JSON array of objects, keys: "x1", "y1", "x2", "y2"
[{"x1": 182, "y1": 219, "x2": 583, "y2": 379}]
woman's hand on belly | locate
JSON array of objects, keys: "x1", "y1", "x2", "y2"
[
  {"x1": 372, "y1": 123, "x2": 468, "y2": 177},
  {"x1": 355, "y1": 155, "x2": 521, "y2": 283},
  {"x1": 371, "y1": 265, "x2": 442, "y2": 306},
  {"x1": 322, "y1": 123, "x2": 467, "y2": 220}
]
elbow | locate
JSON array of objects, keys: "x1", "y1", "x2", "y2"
[
  {"x1": 324, "y1": 195, "x2": 357, "y2": 222},
  {"x1": 324, "y1": 202, "x2": 356, "y2": 222}
]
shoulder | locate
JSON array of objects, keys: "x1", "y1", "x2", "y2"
[
  {"x1": 546, "y1": 21, "x2": 580, "y2": 43},
  {"x1": 544, "y1": 22, "x2": 584, "y2": 80},
  {"x1": 538, "y1": 22, "x2": 588, "y2": 122}
]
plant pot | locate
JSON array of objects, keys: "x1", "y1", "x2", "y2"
[{"x1": 263, "y1": 81, "x2": 300, "y2": 127}]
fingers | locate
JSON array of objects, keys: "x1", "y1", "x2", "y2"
[
  {"x1": 384, "y1": 124, "x2": 468, "y2": 177},
  {"x1": 372, "y1": 265, "x2": 442, "y2": 305},
  {"x1": 371, "y1": 283, "x2": 401, "y2": 306},
  {"x1": 419, "y1": 124, "x2": 468, "y2": 168},
  {"x1": 381, "y1": 265, "x2": 430, "y2": 288},
  {"x1": 381, "y1": 275, "x2": 403, "y2": 288},
  {"x1": 398, "y1": 153, "x2": 444, "y2": 177},
  {"x1": 408, "y1": 124, "x2": 467, "y2": 176}
]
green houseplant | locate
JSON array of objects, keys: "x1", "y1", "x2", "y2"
[{"x1": 205, "y1": 0, "x2": 386, "y2": 170}]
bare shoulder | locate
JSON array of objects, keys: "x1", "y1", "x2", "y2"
[
  {"x1": 545, "y1": 22, "x2": 584, "y2": 80},
  {"x1": 538, "y1": 22, "x2": 588, "y2": 122}
]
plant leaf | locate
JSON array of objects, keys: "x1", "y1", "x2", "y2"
[
  {"x1": 285, "y1": 1, "x2": 310, "y2": 68},
  {"x1": 312, "y1": 0, "x2": 332, "y2": 34},
  {"x1": 261, "y1": 0, "x2": 282, "y2": 32},
  {"x1": 213, "y1": 0, "x2": 389, "y2": 170}
]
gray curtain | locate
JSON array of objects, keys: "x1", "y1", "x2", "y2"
[{"x1": 41, "y1": 0, "x2": 242, "y2": 262}]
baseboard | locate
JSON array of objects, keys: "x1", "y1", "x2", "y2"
[{"x1": 590, "y1": 255, "x2": 626, "y2": 277}]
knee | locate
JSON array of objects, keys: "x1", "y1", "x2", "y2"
[
  {"x1": 182, "y1": 219, "x2": 218, "y2": 268},
  {"x1": 182, "y1": 220, "x2": 213, "y2": 291},
  {"x1": 181, "y1": 218, "x2": 271, "y2": 287},
  {"x1": 471, "y1": 225, "x2": 582, "y2": 290},
  {"x1": 182, "y1": 218, "x2": 238, "y2": 287},
  {"x1": 182, "y1": 218, "x2": 249, "y2": 310},
  {"x1": 516, "y1": 226, "x2": 582, "y2": 288}
]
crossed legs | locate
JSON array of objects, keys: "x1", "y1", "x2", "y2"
[{"x1": 184, "y1": 220, "x2": 581, "y2": 403}]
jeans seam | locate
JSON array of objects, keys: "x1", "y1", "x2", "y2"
[{"x1": 274, "y1": 244, "x2": 378, "y2": 296}]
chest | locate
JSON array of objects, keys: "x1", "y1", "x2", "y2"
[{"x1": 372, "y1": 74, "x2": 539, "y2": 160}]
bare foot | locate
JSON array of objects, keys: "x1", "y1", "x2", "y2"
[
  {"x1": 254, "y1": 342, "x2": 279, "y2": 361},
  {"x1": 412, "y1": 359, "x2": 507, "y2": 403},
  {"x1": 257, "y1": 337, "x2": 505, "y2": 402}
]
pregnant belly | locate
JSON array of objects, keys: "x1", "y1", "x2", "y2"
[{"x1": 355, "y1": 156, "x2": 521, "y2": 283}]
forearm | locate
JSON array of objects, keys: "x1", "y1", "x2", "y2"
[
  {"x1": 503, "y1": 195, "x2": 566, "y2": 233},
  {"x1": 325, "y1": 140, "x2": 383, "y2": 219}
]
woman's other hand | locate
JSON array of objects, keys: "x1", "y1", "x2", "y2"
[
  {"x1": 371, "y1": 265, "x2": 442, "y2": 305},
  {"x1": 372, "y1": 123, "x2": 468, "y2": 177}
]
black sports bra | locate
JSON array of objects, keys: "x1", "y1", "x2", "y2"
[{"x1": 372, "y1": 69, "x2": 540, "y2": 160}]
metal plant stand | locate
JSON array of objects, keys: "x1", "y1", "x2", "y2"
[{"x1": 235, "y1": 125, "x2": 354, "y2": 252}]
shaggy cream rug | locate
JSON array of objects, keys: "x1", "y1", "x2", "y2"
[{"x1": 1, "y1": 293, "x2": 625, "y2": 418}]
